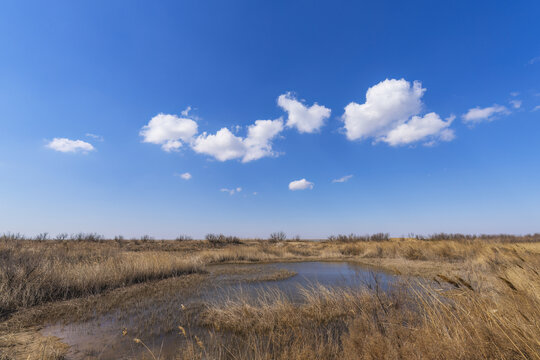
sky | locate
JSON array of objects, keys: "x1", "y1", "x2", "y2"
[{"x1": 1, "y1": 0, "x2": 540, "y2": 239}]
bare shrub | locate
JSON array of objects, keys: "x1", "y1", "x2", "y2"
[
  {"x1": 205, "y1": 234, "x2": 242, "y2": 246},
  {"x1": 328, "y1": 233, "x2": 389, "y2": 242},
  {"x1": 55, "y1": 233, "x2": 69, "y2": 241},
  {"x1": 269, "y1": 231, "x2": 287, "y2": 243},
  {"x1": 72, "y1": 232, "x2": 105, "y2": 242},
  {"x1": 34, "y1": 232, "x2": 49, "y2": 241},
  {"x1": 0, "y1": 232, "x2": 26, "y2": 242}
]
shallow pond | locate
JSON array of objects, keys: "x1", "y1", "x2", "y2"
[{"x1": 41, "y1": 261, "x2": 402, "y2": 359}]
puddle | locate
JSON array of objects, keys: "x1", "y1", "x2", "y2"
[
  {"x1": 207, "y1": 261, "x2": 397, "y2": 300},
  {"x1": 41, "y1": 262, "x2": 402, "y2": 359}
]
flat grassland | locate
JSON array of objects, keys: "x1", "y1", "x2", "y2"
[{"x1": 1, "y1": 234, "x2": 539, "y2": 359}]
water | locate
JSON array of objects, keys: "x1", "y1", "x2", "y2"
[
  {"x1": 41, "y1": 262, "x2": 402, "y2": 359},
  {"x1": 207, "y1": 262, "x2": 397, "y2": 300}
]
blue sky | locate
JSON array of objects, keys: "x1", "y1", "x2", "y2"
[{"x1": 1, "y1": 0, "x2": 539, "y2": 238}]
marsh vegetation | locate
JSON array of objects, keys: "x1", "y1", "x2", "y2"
[{"x1": 0, "y1": 233, "x2": 539, "y2": 359}]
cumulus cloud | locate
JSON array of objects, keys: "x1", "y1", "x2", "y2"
[
  {"x1": 177, "y1": 172, "x2": 192, "y2": 180},
  {"x1": 462, "y1": 105, "x2": 509, "y2": 123},
  {"x1": 243, "y1": 119, "x2": 284, "y2": 162},
  {"x1": 332, "y1": 175, "x2": 353, "y2": 183},
  {"x1": 46, "y1": 138, "x2": 95, "y2": 153},
  {"x1": 342, "y1": 79, "x2": 452, "y2": 146},
  {"x1": 140, "y1": 113, "x2": 198, "y2": 152},
  {"x1": 278, "y1": 93, "x2": 331, "y2": 133},
  {"x1": 383, "y1": 113, "x2": 455, "y2": 146},
  {"x1": 289, "y1": 178, "x2": 314, "y2": 191},
  {"x1": 192, "y1": 119, "x2": 284, "y2": 162},
  {"x1": 192, "y1": 128, "x2": 246, "y2": 161},
  {"x1": 509, "y1": 100, "x2": 522, "y2": 109}
]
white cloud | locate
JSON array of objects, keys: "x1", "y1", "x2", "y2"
[
  {"x1": 192, "y1": 128, "x2": 245, "y2": 161},
  {"x1": 529, "y1": 56, "x2": 540, "y2": 65},
  {"x1": 510, "y1": 92, "x2": 519, "y2": 97},
  {"x1": 243, "y1": 119, "x2": 284, "y2": 162},
  {"x1": 232, "y1": 125, "x2": 242, "y2": 134},
  {"x1": 343, "y1": 79, "x2": 423, "y2": 141},
  {"x1": 342, "y1": 79, "x2": 452, "y2": 146},
  {"x1": 532, "y1": 105, "x2": 540, "y2": 112},
  {"x1": 46, "y1": 138, "x2": 95, "y2": 153},
  {"x1": 192, "y1": 119, "x2": 284, "y2": 162},
  {"x1": 85, "y1": 133, "x2": 104, "y2": 142},
  {"x1": 462, "y1": 105, "x2": 509, "y2": 123},
  {"x1": 332, "y1": 175, "x2": 353, "y2": 183},
  {"x1": 289, "y1": 178, "x2": 314, "y2": 191},
  {"x1": 509, "y1": 100, "x2": 522, "y2": 109},
  {"x1": 383, "y1": 113, "x2": 455, "y2": 146},
  {"x1": 140, "y1": 113, "x2": 198, "y2": 152},
  {"x1": 220, "y1": 187, "x2": 242, "y2": 195},
  {"x1": 177, "y1": 172, "x2": 192, "y2": 180},
  {"x1": 181, "y1": 106, "x2": 192, "y2": 117},
  {"x1": 278, "y1": 92, "x2": 331, "y2": 133}
]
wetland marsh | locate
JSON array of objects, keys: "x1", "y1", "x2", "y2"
[{"x1": 1, "y1": 234, "x2": 539, "y2": 359}]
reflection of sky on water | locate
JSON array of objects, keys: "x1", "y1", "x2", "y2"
[{"x1": 42, "y1": 262, "x2": 402, "y2": 359}]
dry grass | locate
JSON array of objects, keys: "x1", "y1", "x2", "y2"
[
  {"x1": 186, "y1": 254, "x2": 540, "y2": 359},
  {"x1": 1, "y1": 234, "x2": 539, "y2": 359},
  {"x1": 0, "y1": 239, "x2": 203, "y2": 318},
  {"x1": 188, "y1": 283, "x2": 540, "y2": 359}
]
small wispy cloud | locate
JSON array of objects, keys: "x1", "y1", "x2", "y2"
[
  {"x1": 220, "y1": 187, "x2": 242, "y2": 195},
  {"x1": 509, "y1": 100, "x2": 522, "y2": 109},
  {"x1": 46, "y1": 138, "x2": 95, "y2": 153},
  {"x1": 332, "y1": 175, "x2": 353, "y2": 183},
  {"x1": 181, "y1": 106, "x2": 192, "y2": 117},
  {"x1": 175, "y1": 172, "x2": 192, "y2": 180},
  {"x1": 289, "y1": 179, "x2": 314, "y2": 191},
  {"x1": 532, "y1": 105, "x2": 540, "y2": 112},
  {"x1": 510, "y1": 92, "x2": 520, "y2": 97},
  {"x1": 86, "y1": 133, "x2": 104, "y2": 142},
  {"x1": 462, "y1": 105, "x2": 509, "y2": 124},
  {"x1": 528, "y1": 56, "x2": 540, "y2": 65}
]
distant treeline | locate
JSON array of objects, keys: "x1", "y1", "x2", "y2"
[
  {"x1": 1, "y1": 231, "x2": 539, "y2": 243},
  {"x1": 411, "y1": 233, "x2": 540, "y2": 242},
  {"x1": 326, "y1": 232, "x2": 540, "y2": 243}
]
